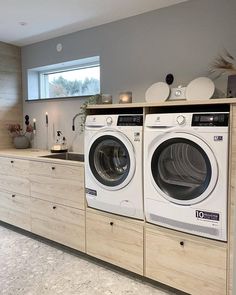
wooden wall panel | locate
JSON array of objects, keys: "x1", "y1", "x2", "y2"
[
  {"x1": 0, "y1": 42, "x2": 22, "y2": 149},
  {"x1": 228, "y1": 105, "x2": 236, "y2": 295}
]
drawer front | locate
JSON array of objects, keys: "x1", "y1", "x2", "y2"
[
  {"x1": 0, "y1": 174, "x2": 30, "y2": 195},
  {"x1": 0, "y1": 157, "x2": 30, "y2": 195},
  {"x1": 30, "y1": 161, "x2": 85, "y2": 209},
  {"x1": 86, "y1": 210, "x2": 143, "y2": 275},
  {"x1": 30, "y1": 161, "x2": 84, "y2": 181},
  {"x1": 145, "y1": 227, "x2": 227, "y2": 295},
  {"x1": 0, "y1": 157, "x2": 29, "y2": 177},
  {"x1": 0, "y1": 190, "x2": 31, "y2": 231},
  {"x1": 31, "y1": 198, "x2": 85, "y2": 252}
]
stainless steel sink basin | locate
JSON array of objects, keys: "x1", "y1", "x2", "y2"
[{"x1": 40, "y1": 153, "x2": 84, "y2": 162}]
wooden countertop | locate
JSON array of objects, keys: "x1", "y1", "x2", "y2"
[
  {"x1": 87, "y1": 98, "x2": 236, "y2": 109},
  {"x1": 0, "y1": 149, "x2": 84, "y2": 166}
]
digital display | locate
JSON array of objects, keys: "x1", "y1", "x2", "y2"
[
  {"x1": 117, "y1": 115, "x2": 143, "y2": 126},
  {"x1": 192, "y1": 113, "x2": 228, "y2": 126},
  {"x1": 200, "y1": 115, "x2": 213, "y2": 122}
]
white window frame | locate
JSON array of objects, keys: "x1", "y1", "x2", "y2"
[{"x1": 27, "y1": 56, "x2": 100, "y2": 100}]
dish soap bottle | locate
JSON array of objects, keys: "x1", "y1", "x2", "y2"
[{"x1": 61, "y1": 136, "x2": 68, "y2": 152}]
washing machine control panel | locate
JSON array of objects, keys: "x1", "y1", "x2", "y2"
[
  {"x1": 192, "y1": 113, "x2": 229, "y2": 126},
  {"x1": 117, "y1": 115, "x2": 143, "y2": 126}
]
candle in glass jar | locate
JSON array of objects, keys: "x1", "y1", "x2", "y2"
[
  {"x1": 119, "y1": 91, "x2": 132, "y2": 103},
  {"x1": 45, "y1": 112, "x2": 48, "y2": 125}
]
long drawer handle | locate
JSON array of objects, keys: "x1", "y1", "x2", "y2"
[
  {"x1": 53, "y1": 206, "x2": 57, "y2": 210},
  {"x1": 12, "y1": 194, "x2": 16, "y2": 198}
]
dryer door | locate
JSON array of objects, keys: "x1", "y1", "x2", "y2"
[
  {"x1": 88, "y1": 132, "x2": 135, "y2": 190},
  {"x1": 149, "y1": 133, "x2": 218, "y2": 205}
]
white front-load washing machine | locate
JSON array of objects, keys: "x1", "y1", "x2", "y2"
[
  {"x1": 144, "y1": 112, "x2": 229, "y2": 241},
  {"x1": 85, "y1": 114, "x2": 144, "y2": 220}
]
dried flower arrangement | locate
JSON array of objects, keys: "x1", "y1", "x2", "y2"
[
  {"x1": 209, "y1": 49, "x2": 236, "y2": 78},
  {"x1": 7, "y1": 123, "x2": 33, "y2": 137},
  {"x1": 7, "y1": 115, "x2": 33, "y2": 138}
]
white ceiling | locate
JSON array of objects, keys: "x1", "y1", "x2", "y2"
[{"x1": 0, "y1": 0, "x2": 188, "y2": 46}]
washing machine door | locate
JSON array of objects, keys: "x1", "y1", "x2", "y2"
[
  {"x1": 88, "y1": 131, "x2": 135, "y2": 190},
  {"x1": 149, "y1": 132, "x2": 218, "y2": 205}
]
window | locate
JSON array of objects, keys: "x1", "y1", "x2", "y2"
[{"x1": 27, "y1": 56, "x2": 100, "y2": 100}]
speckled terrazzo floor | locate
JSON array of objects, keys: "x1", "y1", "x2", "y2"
[{"x1": 0, "y1": 225, "x2": 181, "y2": 295}]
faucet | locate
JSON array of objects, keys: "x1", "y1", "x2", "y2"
[{"x1": 72, "y1": 113, "x2": 81, "y2": 131}]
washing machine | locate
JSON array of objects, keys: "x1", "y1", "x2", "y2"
[
  {"x1": 84, "y1": 114, "x2": 144, "y2": 219},
  {"x1": 144, "y1": 112, "x2": 229, "y2": 241}
]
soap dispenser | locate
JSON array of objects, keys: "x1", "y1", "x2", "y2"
[{"x1": 51, "y1": 131, "x2": 68, "y2": 153}]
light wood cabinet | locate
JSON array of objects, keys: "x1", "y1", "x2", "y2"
[
  {"x1": 86, "y1": 209, "x2": 144, "y2": 275},
  {"x1": 0, "y1": 157, "x2": 31, "y2": 230},
  {"x1": 31, "y1": 197, "x2": 85, "y2": 252},
  {"x1": 0, "y1": 155, "x2": 86, "y2": 253},
  {"x1": 0, "y1": 190, "x2": 31, "y2": 231},
  {"x1": 0, "y1": 157, "x2": 30, "y2": 195},
  {"x1": 145, "y1": 226, "x2": 227, "y2": 295},
  {"x1": 30, "y1": 161, "x2": 85, "y2": 209}
]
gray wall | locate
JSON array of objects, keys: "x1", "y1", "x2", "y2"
[{"x1": 21, "y1": 0, "x2": 236, "y2": 152}]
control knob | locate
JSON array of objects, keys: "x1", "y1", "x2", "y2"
[
  {"x1": 106, "y1": 116, "x2": 113, "y2": 125},
  {"x1": 176, "y1": 115, "x2": 186, "y2": 125}
]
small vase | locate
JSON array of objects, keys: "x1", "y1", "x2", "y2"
[{"x1": 13, "y1": 135, "x2": 30, "y2": 149}]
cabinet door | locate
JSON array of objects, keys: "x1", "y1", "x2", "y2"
[
  {"x1": 0, "y1": 157, "x2": 30, "y2": 195},
  {"x1": 86, "y1": 210, "x2": 143, "y2": 275},
  {"x1": 0, "y1": 190, "x2": 31, "y2": 231},
  {"x1": 31, "y1": 197, "x2": 85, "y2": 252},
  {"x1": 30, "y1": 161, "x2": 85, "y2": 209},
  {"x1": 145, "y1": 227, "x2": 227, "y2": 295}
]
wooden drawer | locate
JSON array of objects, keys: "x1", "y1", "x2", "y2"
[
  {"x1": 0, "y1": 190, "x2": 31, "y2": 231},
  {"x1": 0, "y1": 157, "x2": 30, "y2": 195},
  {"x1": 30, "y1": 161, "x2": 85, "y2": 209},
  {"x1": 86, "y1": 209, "x2": 144, "y2": 275},
  {"x1": 0, "y1": 157, "x2": 29, "y2": 177},
  {"x1": 31, "y1": 197, "x2": 85, "y2": 252},
  {"x1": 145, "y1": 226, "x2": 227, "y2": 295}
]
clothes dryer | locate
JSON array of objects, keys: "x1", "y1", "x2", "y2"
[{"x1": 144, "y1": 112, "x2": 229, "y2": 241}]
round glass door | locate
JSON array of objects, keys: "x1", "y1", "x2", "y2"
[
  {"x1": 89, "y1": 134, "x2": 133, "y2": 189},
  {"x1": 151, "y1": 136, "x2": 217, "y2": 205}
]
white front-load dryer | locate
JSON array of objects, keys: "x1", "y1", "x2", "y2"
[
  {"x1": 85, "y1": 114, "x2": 144, "y2": 220},
  {"x1": 144, "y1": 112, "x2": 229, "y2": 241}
]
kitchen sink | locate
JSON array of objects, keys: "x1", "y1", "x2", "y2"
[{"x1": 40, "y1": 153, "x2": 84, "y2": 162}]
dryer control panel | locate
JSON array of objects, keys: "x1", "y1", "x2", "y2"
[{"x1": 192, "y1": 113, "x2": 229, "y2": 126}]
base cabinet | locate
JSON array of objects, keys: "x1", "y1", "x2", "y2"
[
  {"x1": 0, "y1": 190, "x2": 31, "y2": 231},
  {"x1": 86, "y1": 209, "x2": 144, "y2": 275},
  {"x1": 31, "y1": 197, "x2": 85, "y2": 252},
  {"x1": 145, "y1": 226, "x2": 227, "y2": 295}
]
